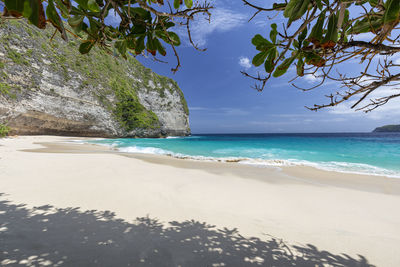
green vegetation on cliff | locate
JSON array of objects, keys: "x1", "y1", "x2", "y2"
[
  {"x1": 0, "y1": 20, "x2": 189, "y2": 132},
  {"x1": 110, "y1": 79, "x2": 159, "y2": 131},
  {"x1": 373, "y1": 125, "x2": 400, "y2": 132},
  {"x1": 0, "y1": 123, "x2": 10, "y2": 137}
]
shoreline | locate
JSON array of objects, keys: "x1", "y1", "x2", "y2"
[
  {"x1": 68, "y1": 136, "x2": 400, "y2": 180},
  {"x1": 25, "y1": 136, "x2": 400, "y2": 196},
  {"x1": 1, "y1": 135, "x2": 400, "y2": 266}
]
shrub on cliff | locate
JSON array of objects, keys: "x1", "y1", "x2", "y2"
[
  {"x1": 0, "y1": 123, "x2": 10, "y2": 137},
  {"x1": 110, "y1": 79, "x2": 160, "y2": 131}
]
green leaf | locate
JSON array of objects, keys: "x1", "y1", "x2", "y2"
[
  {"x1": 75, "y1": 0, "x2": 89, "y2": 10},
  {"x1": 131, "y1": 7, "x2": 152, "y2": 21},
  {"x1": 146, "y1": 35, "x2": 155, "y2": 50},
  {"x1": 342, "y1": 9, "x2": 350, "y2": 29},
  {"x1": 133, "y1": 25, "x2": 147, "y2": 35},
  {"x1": 270, "y1": 23, "x2": 277, "y2": 43},
  {"x1": 174, "y1": 0, "x2": 180, "y2": 9},
  {"x1": 87, "y1": 0, "x2": 100, "y2": 12},
  {"x1": 79, "y1": 41, "x2": 94, "y2": 54},
  {"x1": 4, "y1": 0, "x2": 25, "y2": 14},
  {"x1": 273, "y1": 55, "x2": 296, "y2": 77},
  {"x1": 298, "y1": 28, "x2": 307, "y2": 46},
  {"x1": 115, "y1": 40, "x2": 127, "y2": 58},
  {"x1": 126, "y1": 37, "x2": 136, "y2": 49},
  {"x1": 322, "y1": 13, "x2": 338, "y2": 44},
  {"x1": 264, "y1": 48, "x2": 277, "y2": 73},
  {"x1": 87, "y1": 17, "x2": 101, "y2": 37},
  {"x1": 273, "y1": 3, "x2": 286, "y2": 10},
  {"x1": 284, "y1": 0, "x2": 298, "y2": 18},
  {"x1": 349, "y1": 17, "x2": 383, "y2": 34},
  {"x1": 309, "y1": 11, "x2": 325, "y2": 43},
  {"x1": 252, "y1": 34, "x2": 268, "y2": 46},
  {"x1": 166, "y1": 32, "x2": 181, "y2": 46},
  {"x1": 252, "y1": 51, "x2": 268, "y2": 67},
  {"x1": 315, "y1": 0, "x2": 323, "y2": 10},
  {"x1": 288, "y1": 0, "x2": 310, "y2": 25},
  {"x1": 304, "y1": 51, "x2": 326, "y2": 67},
  {"x1": 54, "y1": 0, "x2": 70, "y2": 18},
  {"x1": 68, "y1": 15, "x2": 84, "y2": 27},
  {"x1": 293, "y1": 39, "x2": 299, "y2": 49},
  {"x1": 46, "y1": 0, "x2": 68, "y2": 41},
  {"x1": 296, "y1": 58, "x2": 304, "y2": 76},
  {"x1": 154, "y1": 38, "x2": 166, "y2": 56},
  {"x1": 164, "y1": 22, "x2": 175, "y2": 29},
  {"x1": 272, "y1": 3, "x2": 287, "y2": 10},
  {"x1": 184, "y1": 0, "x2": 193, "y2": 8},
  {"x1": 135, "y1": 35, "x2": 145, "y2": 54},
  {"x1": 72, "y1": 21, "x2": 88, "y2": 34},
  {"x1": 5, "y1": 0, "x2": 46, "y2": 28},
  {"x1": 384, "y1": 0, "x2": 400, "y2": 24},
  {"x1": 252, "y1": 34, "x2": 272, "y2": 51}
]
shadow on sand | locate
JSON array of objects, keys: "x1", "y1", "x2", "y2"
[{"x1": 0, "y1": 194, "x2": 374, "y2": 267}]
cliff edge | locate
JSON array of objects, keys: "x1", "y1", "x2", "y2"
[
  {"x1": 373, "y1": 125, "x2": 400, "y2": 132},
  {"x1": 0, "y1": 20, "x2": 190, "y2": 137}
]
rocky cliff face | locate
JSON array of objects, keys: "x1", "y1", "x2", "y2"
[{"x1": 0, "y1": 20, "x2": 190, "y2": 137}]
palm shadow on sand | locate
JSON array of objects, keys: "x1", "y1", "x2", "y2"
[{"x1": 0, "y1": 193, "x2": 374, "y2": 267}]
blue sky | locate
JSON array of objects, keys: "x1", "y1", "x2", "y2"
[
  {"x1": 134, "y1": 0, "x2": 400, "y2": 133},
  {"x1": 131, "y1": 0, "x2": 400, "y2": 134},
  {"x1": 123, "y1": 1, "x2": 399, "y2": 133}
]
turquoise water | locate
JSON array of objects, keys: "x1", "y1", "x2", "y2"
[{"x1": 89, "y1": 133, "x2": 400, "y2": 178}]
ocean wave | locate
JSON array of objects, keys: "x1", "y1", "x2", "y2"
[
  {"x1": 239, "y1": 158, "x2": 400, "y2": 178},
  {"x1": 87, "y1": 142, "x2": 400, "y2": 178},
  {"x1": 118, "y1": 146, "x2": 172, "y2": 155},
  {"x1": 67, "y1": 138, "x2": 106, "y2": 144}
]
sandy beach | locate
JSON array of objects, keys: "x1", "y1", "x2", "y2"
[{"x1": 1, "y1": 136, "x2": 400, "y2": 266}]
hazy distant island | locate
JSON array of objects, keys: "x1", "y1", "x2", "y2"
[{"x1": 373, "y1": 125, "x2": 400, "y2": 132}]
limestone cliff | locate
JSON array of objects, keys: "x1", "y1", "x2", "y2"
[{"x1": 0, "y1": 20, "x2": 190, "y2": 137}]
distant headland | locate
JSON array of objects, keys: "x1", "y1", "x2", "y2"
[{"x1": 373, "y1": 125, "x2": 400, "y2": 132}]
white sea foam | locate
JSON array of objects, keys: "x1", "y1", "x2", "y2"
[
  {"x1": 238, "y1": 158, "x2": 400, "y2": 178},
  {"x1": 67, "y1": 138, "x2": 106, "y2": 145},
  {"x1": 86, "y1": 142, "x2": 400, "y2": 179},
  {"x1": 118, "y1": 146, "x2": 171, "y2": 155}
]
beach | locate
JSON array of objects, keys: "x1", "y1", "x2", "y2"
[{"x1": 1, "y1": 136, "x2": 400, "y2": 266}]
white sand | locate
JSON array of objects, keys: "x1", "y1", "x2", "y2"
[{"x1": 1, "y1": 136, "x2": 400, "y2": 266}]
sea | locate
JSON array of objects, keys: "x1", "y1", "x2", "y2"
[{"x1": 88, "y1": 133, "x2": 400, "y2": 178}]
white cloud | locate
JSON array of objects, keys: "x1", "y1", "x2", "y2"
[
  {"x1": 304, "y1": 74, "x2": 319, "y2": 82},
  {"x1": 190, "y1": 106, "x2": 250, "y2": 116},
  {"x1": 253, "y1": 19, "x2": 268, "y2": 28},
  {"x1": 190, "y1": 107, "x2": 209, "y2": 111},
  {"x1": 352, "y1": 32, "x2": 375, "y2": 42},
  {"x1": 220, "y1": 108, "x2": 250, "y2": 116},
  {"x1": 239, "y1": 56, "x2": 251, "y2": 69},
  {"x1": 180, "y1": 7, "x2": 247, "y2": 47},
  {"x1": 304, "y1": 71, "x2": 322, "y2": 83}
]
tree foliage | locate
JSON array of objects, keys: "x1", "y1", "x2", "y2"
[
  {"x1": 0, "y1": 123, "x2": 10, "y2": 137},
  {"x1": 1, "y1": 0, "x2": 400, "y2": 112},
  {"x1": 243, "y1": 0, "x2": 400, "y2": 112},
  {"x1": 0, "y1": 0, "x2": 212, "y2": 72}
]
